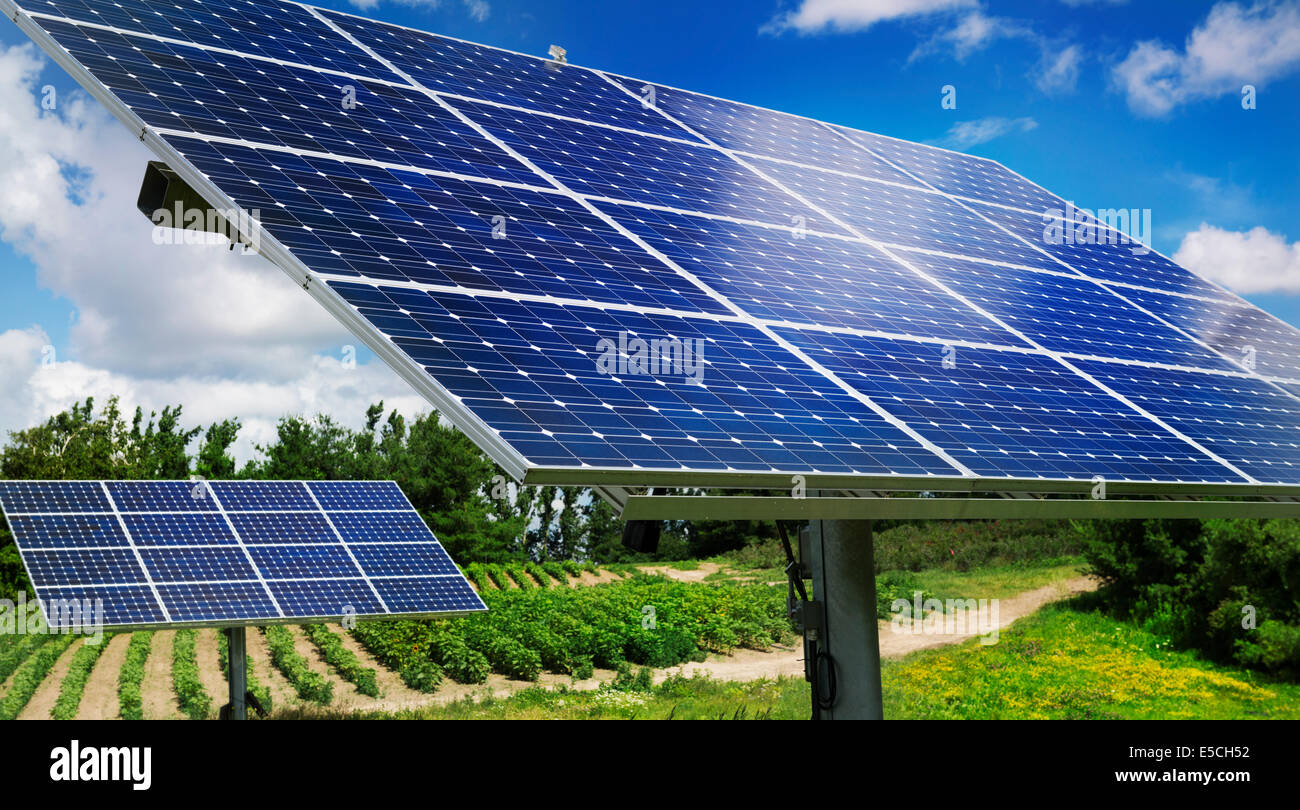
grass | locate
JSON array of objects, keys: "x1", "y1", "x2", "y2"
[
  {"x1": 272, "y1": 674, "x2": 811, "y2": 720},
  {"x1": 881, "y1": 601, "x2": 1300, "y2": 720},
  {"x1": 271, "y1": 592, "x2": 1300, "y2": 720},
  {"x1": 912, "y1": 560, "x2": 1086, "y2": 603}
]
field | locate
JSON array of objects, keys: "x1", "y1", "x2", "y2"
[{"x1": 2, "y1": 520, "x2": 1297, "y2": 720}]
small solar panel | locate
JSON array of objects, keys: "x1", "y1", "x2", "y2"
[
  {"x1": 8, "y1": 0, "x2": 1300, "y2": 491},
  {"x1": 0, "y1": 480, "x2": 485, "y2": 630}
]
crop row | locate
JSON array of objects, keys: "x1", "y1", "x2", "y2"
[
  {"x1": 263, "y1": 625, "x2": 333, "y2": 704},
  {"x1": 350, "y1": 575, "x2": 790, "y2": 690},
  {"x1": 303, "y1": 624, "x2": 378, "y2": 697},
  {"x1": 0, "y1": 633, "x2": 76, "y2": 720},
  {"x1": 172, "y1": 629, "x2": 211, "y2": 720},
  {"x1": 117, "y1": 632, "x2": 152, "y2": 720},
  {"x1": 51, "y1": 635, "x2": 110, "y2": 720}
]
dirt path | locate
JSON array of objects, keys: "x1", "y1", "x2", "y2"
[
  {"x1": 637, "y1": 563, "x2": 722, "y2": 583},
  {"x1": 657, "y1": 576, "x2": 1100, "y2": 683},
  {"x1": 17, "y1": 639, "x2": 83, "y2": 719},
  {"x1": 77, "y1": 634, "x2": 131, "y2": 720},
  {"x1": 194, "y1": 630, "x2": 227, "y2": 709},
  {"x1": 141, "y1": 632, "x2": 181, "y2": 720}
]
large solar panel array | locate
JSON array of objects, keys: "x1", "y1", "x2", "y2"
[
  {"x1": 7, "y1": 0, "x2": 1300, "y2": 489},
  {"x1": 0, "y1": 480, "x2": 485, "y2": 629}
]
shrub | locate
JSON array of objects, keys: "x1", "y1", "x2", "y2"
[
  {"x1": 463, "y1": 564, "x2": 491, "y2": 592},
  {"x1": 1081, "y1": 518, "x2": 1300, "y2": 678}
]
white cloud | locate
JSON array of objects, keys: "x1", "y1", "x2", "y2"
[
  {"x1": 1112, "y1": 1, "x2": 1300, "y2": 116},
  {"x1": 910, "y1": 10, "x2": 1033, "y2": 61},
  {"x1": 1035, "y1": 43, "x2": 1084, "y2": 93},
  {"x1": 931, "y1": 116, "x2": 1038, "y2": 149},
  {"x1": 0, "y1": 44, "x2": 428, "y2": 460},
  {"x1": 1174, "y1": 223, "x2": 1300, "y2": 294},
  {"x1": 762, "y1": 0, "x2": 975, "y2": 35},
  {"x1": 347, "y1": 0, "x2": 490, "y2": 21},
  {"x1": 0, "y1": 326, "x2": 425, "y2": 463}
]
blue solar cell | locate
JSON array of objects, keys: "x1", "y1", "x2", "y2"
[
  {"x1": 307, "y1": 480, "x2": 409, "y2": 510},
  {"x1": 38, "y1": 18, "x2": 540, "y2": 185},
  {"x1": 349, "y1": 543, "x2": 458, "y2": 578},
  {"x1": 0, "y1": 481, "x2": 111, "y2": 513},
  {"x1": 453, "y1": 98, "x2": 837, "y2": 232},
  {"x1": 602, "y1": 201, "x2": 1028, "y2": 347},
  {"x1": 246, "y1": 544, "x2": 362, "y2": 580},
  {"x1": 268, "y1": 579, "x2": 386, "y2": 618},
  {"x1": 22, "y1": 549, "x2": 149, "y2": 586},
  {"x1": 606, "y1": 77, "x2": 920, "y2": 186},
  {"x1": 107, "y1": 480, "x2": 218, "y2": 512},
  {"x1": 8, "y1": 515, "x2": 127, "y2": 549},
  {"x1": 894, "y1": 250, "x2": 1241, "y2": 370},
  {"x1": 157, "y1": 581, "x2": 281, "y2": 622},
  {"x1": 321, "y1": 8, "x2": 694, "y2": 140},
  {"x1": 775, "y1": 329, "x2": 1246, "y2": 483},
  {"x1": 41, "y1": 585, "x2": 166, "y2": 628},
  {"x1": 29, "y1": 0, "x2": 398, "y2": 80},
  {"x1": 327, "y1": 282, "x2": 959, "y2": 475},
  {"x1": 750, "y1": 157, "x2": 1057, "y2": 269},
  {"x1": 164, "y1": 136, "x2": 730, "y2": 313},
  {"x1": 123, "y1": 513, "x2": 236, "y2": 546},
  {"x1": 971, "y1": 202, "x2": 1235, "y2": 301},
  {"x1": 227, "y1": 511, "x2": 338, "y2": 544},
  {"x1": 1072, "y1": 360, "x2": 1300, "y2": 484},
  {"x1": 371, "y1": 576, "x2": 485, "y2": 614},
  {"x1": 328, "y1": 511, "x2": 436, "y2": 544},
  {"x1": 210, "y1": 480, "x2": 316, "y2": 511},
  {"x1": 1118, "y1": 287, "x2": 1300, "y2": 380},
  {"x1": 138, "y1": 546, "x2": 256, "y2": 583},
  {"x1": 832, "y1": 126, "x2": 1069, "y2": 213}
]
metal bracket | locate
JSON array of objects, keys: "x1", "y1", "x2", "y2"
[{"x1": 792, "y1": 599, "x2": 824, "y2": 639}]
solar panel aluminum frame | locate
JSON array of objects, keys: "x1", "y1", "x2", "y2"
[
  {"x1": 0, "y1": 480, "x2": 487, "y2": 633},
  {"x1": 7, "y1": 0, "x2": 1300, "y2": 500},
  {"x1": 1, "y1": 0, "x2": 535, "y2": 487}
]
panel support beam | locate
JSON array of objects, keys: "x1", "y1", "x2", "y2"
[
  {"x1": 804, "y1": 518, "x2": 882, "y2": 720},
  {"x1": 225, "y1": 627, "x2": 247, "y2": 721},
  {"x1": 622, "y1": 495, "x2": 1300, "y2": 522}
]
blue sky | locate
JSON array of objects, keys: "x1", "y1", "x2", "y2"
[{"x1": 0, "y1": 0, "x2": 1297, "y2": 452}]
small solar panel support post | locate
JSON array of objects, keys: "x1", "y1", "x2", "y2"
[
  {"x1": 226, "y1": 627, "x2": 247, "y2": 721},
  {"x1": 805, "y1": 518, "x2": 883, "y2": 720}
]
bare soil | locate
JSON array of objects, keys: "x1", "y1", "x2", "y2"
[
  {"x1": 17, "y1": 638, "x2": 83, "y2": 720},
  {"x1": 76, "y1": 633, "x2": 132, "y2": 720},
  {"x1": 140, "y1": 632, "x2": 182, "y2": 720},
  {"x1": 637, "y1": 563, "x2": 722, "y2": 583}
]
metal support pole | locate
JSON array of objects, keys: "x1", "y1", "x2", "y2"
[
  {"x1": 227, "y1": 627, "x2": 247, "y2": 721},
  {"x1": 805, "y1": 519, "x2": 882, "y2": 720}
]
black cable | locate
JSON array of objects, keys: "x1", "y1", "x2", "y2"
[{"x1": 778, "y1": 521, "x2": 837, "y2": 717}]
